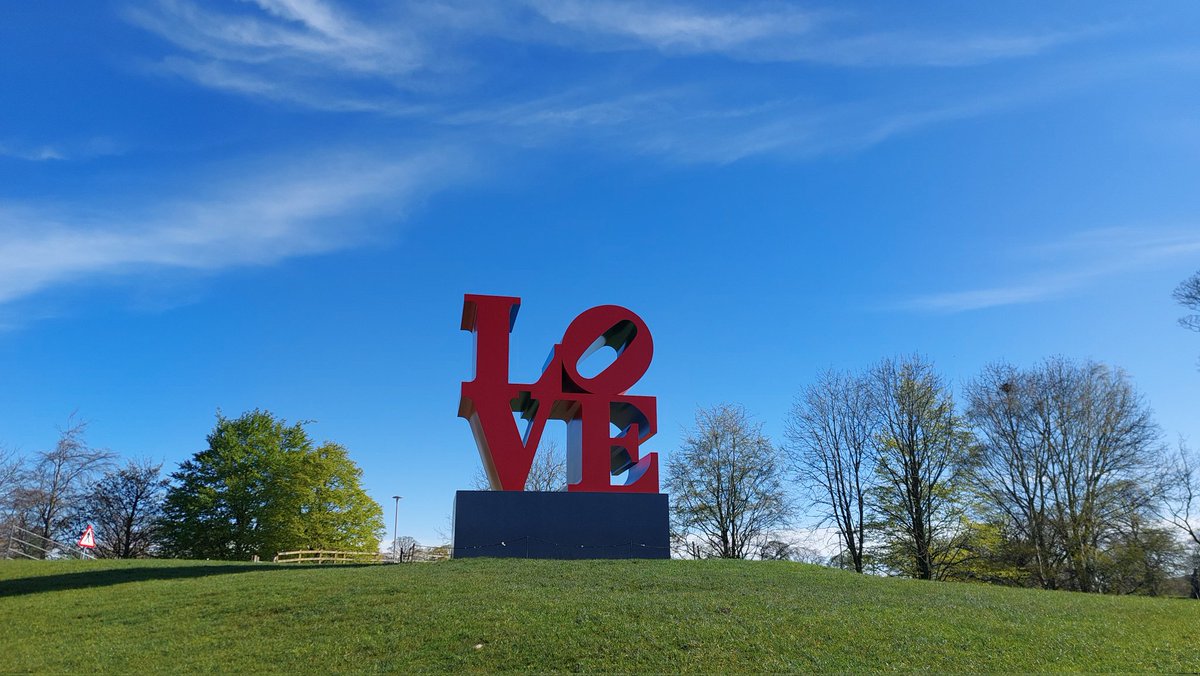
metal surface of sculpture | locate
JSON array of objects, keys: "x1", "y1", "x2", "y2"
[
  {"x1": 458, "y1": 294, "x2": 659, "y2": 493},
  {"x1": 453, "y1": 294, "x2": 669, "y2": 559}
]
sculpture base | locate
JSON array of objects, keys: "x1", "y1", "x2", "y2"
[{"x1": 451, "y1": 490, "x2": 670, "y2": 559}]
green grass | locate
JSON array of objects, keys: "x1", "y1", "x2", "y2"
[{"x1": 1, "y1": 558, "x2": 1198, "y2": 672}]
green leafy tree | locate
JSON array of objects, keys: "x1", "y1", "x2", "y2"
[
  {"x1": 868, "y1": 355, "x2": 975, "y2": 580},
  {"x1": 291, "y1": 442, "x2": 385, "y2": 552},
  {"x1": 938, "y1": 517, "x2": 1030, "y2": 587},
  {"x1": 160, "y1": 410, "x2": 383, "y2": 560}
]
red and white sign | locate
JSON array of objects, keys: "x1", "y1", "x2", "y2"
[{"x1": 77, "y1": 524, "x2": 96, "y2": 549}]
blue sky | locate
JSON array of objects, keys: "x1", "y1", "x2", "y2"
[{"x1": 2, "y1": 1, "x2": 1199, "y2": 545}]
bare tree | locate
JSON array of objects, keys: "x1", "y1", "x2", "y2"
[
  {"x1": 1042, "y1": 359, "x2": 1159, "y2": 593},
  {"x1": 967, "y1": 358, "x2": 1162, "y2": 592},
  {"x1": 1164, "y1": 442, "x2": 1200, "y2": 547},
  {"x1": 391, "y1": 535, "x2": 419, "y2": 562},
  {"x1": 758, "y1": 539, "x2": 795, "y2": 560},
  {"x1": 1175, "y1": 270, "x2": 1200, "y2": 333},
  {"x1": 869, "y1": 355, "x2": 972, "y2": 580},
  {"x1": 785, "y1": 369, "x2": 874, "y2": 573},
  {"x1": 965, "y1": 363, "x2": 1060, "y2": 588},
  {"x1": 0, "y1": 446, "x2": 22, "y2": 504},
  {"x1": 525, "y1": 439, "x2": 566, "y2": 491},
  {"x1": 18, "y1": 417, "x2": 116, "y2": 547},
  {"x1": 470, "y1": 466, "x2": 491, "y2": 490},
  {"x1": 0, "y1": 446, "x2": 24, "y2": 536},
  {"x1": 79, "y1": 459, "x2": 168, "y2": 558},
  {"x1": 0, "y1": 446, "x2": 20, "y2": 496},
  {"x1": 665, "y1": 404, "x2": 789, "y2": 559},
  {"x1": 470, "y1": 439, "x2": 565, "y2": 491}
]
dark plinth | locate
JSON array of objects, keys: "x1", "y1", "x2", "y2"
[{"x1": 452, "y1": 490, "x2": 669, "y2": 559}]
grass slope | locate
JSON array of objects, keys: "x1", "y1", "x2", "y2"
[{"x1": 1, "y1": 558, "x2": 1198, "y2": 672}]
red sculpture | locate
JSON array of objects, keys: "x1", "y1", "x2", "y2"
[{"x1": 458, "y1": 294, "x2": 659, "y2": 493}]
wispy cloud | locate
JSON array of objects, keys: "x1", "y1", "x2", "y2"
[
  {"x1": 0, "y1": 144, "x2": 64, "y2": 161},
  {"x1": 0, "y1": 149, "x2": 462, "y2": 305},
  {"x1": 529, "y1": 1, "x2": 1095, "y2": 67},
  {"x1": 902, "y1": 228, "x2": 1200, "y2": 313},
  {"x1": 152, "y1": 57, "x2": 429, "y2": 114},
  {"x1": 125, "y1": 0, "x2": 444, "y2": 114},
  {"x1": 126, "y1": 0, "x2": 1107, "y2": 119},
  {"x1": 528, "y1": 1, "x2": 821, "y2": 54},
  {"x1": 127, "y1": 0, "x2": 423, "y2": 77},
  {"x1": 113, "y1": 0, "x2": 1129, "y2": 172},
  {"x1": 0, "y1": 1, "x2": 1141, "y2": 316},
  {"x1": 442, "y1": 78, "x2": 1048, "y2": 165},
  {"x1": 0, "y1": 138, "x2": 123, "y2": 162}
]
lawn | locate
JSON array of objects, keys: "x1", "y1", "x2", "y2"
[{"x1": 1, "y1": 558, "x2": 1197, "y2": 672}]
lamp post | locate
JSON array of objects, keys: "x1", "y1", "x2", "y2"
[{"x1": 391, "y1": 495, "x2": 402, "y2": 561}]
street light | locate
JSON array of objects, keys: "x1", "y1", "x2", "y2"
[{"x1": 391, "y1": 495, "x2": 403, "y2": 561}]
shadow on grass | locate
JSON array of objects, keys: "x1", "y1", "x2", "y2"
[{"x1": 0, "y1": 563, "x2": 376, "y2": 598}]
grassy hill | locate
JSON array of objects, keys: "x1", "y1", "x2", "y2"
[{"x1": 2, "y1": 558, "x2": 1198, "y2": 672}]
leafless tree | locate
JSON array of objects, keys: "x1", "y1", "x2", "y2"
[
  {"x1": 17, "y1": 417, "x2": 116, "y2": 547},
  {"x1": 0, "y1": 446, "x2": 22, "y2": 504},
  {"x1": 758, "y1": 539, "x2": 795, "y2": 560},
  {"x1": 79, "y1": 459, "x2": 168, "y2": 558},
  {"x1": 869, "y1": 355, "x2": 972, "y2": 580},
  {"x1": 1164, "y1": 442, "x2": 1200, "y2": 548},
  {"x1": 965, "y1": 362, "x2": 1060, "y2": 588},
  {"x1": 469, "y1": 466, "x2": 491, "y2": 490},
  {"x1": 1175, "y1": 270, "x2": 1200, "y2": 333},
  {"x1": 525, "y1": 439, "x2": 566, "y2": 492},
  {"x1": 967, "y1": 358, "x2": 1161, "y2": 592},
  {"x1": 0, "y1": 446, "x2": 20, "y2": 495},
  {"x1": 470, "y1": 439, "x2": 565, "y2": 491},
  {"x1": 790, "y1": 545, "x2": 832, "y2": 566},
  {"x1": 0, "y1": 446, "x2": 24, "y2": 536},
  {"x1": 1043, "y1": 359, "x2": 1159, "y2": 593},
  {"x1": 665, "y1": 404, "x2": 789, "y2": 559},
  {"x1": 785, "y1": 369, "x2": 875, "y2": 573},
  {"x1": 391, "y1": 535, "x2": 419, "y2": 562}
]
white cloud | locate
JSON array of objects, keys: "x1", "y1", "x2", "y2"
[
  {"x1": 154, "y1": 57, "x2": 428, "y2": 114},
  {"x1": 0, "y1": 144, "x2": 64, "y2": 161},
  {"x1": 452, "y1": 84, "x2": 1031, "y2": 165},
  {"x1": 901, "y1": 227, "x2": 1200, "y2": 313},
  {"x1": 113, "y1": 0, "x2": 1127, "y2": 172},
  {"x1": 528, "y1": 1, "x2": 819, "y2": 53},
  {"x1": 901, "y1": 278, "x2": 1083, "y2": 313},
  {"x1": 127, "y1": 0, "x2": 421, "y2": 77},
  {"x1": 760, "y1": 28, "x2": 1092, "y2": 68},
  {"x1": 0, "y1": 1, "x2": 1143, "y2": 315},
  {"x1": 525, "y1": 0, "x2": 1094, "y2": 67},
  {"x1": 105, "y1": 0, "x2": 1137, "y2": 173},
  {"x1": 0, "y1": 138, "x2": 125, "y2": 163},
  {"x1": 1, "y1": 136, "x2": 125, "y2": 163},
  {"x1": 0, "y1": 149, "x2": 461, "y2": 305},
  {"x1": 126, "y1": 0, "x2": 1105, "y2": 116}
]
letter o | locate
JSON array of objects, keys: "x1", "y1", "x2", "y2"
[{"x1": 558, "y1": 305, "x2": 653, "y2": 395}]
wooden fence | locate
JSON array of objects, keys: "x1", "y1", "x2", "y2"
[
  {"x1": 271, "y1": 546, "x2": 450, "y2": 564},
  {"x1": 272, "y1": 550, "x2": 383, "y2": 564}
]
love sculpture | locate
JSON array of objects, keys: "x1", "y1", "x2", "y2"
[
  {"x1": 458, "y1": 294, "x2": 659, "y2": 493},
  {"x1": 452, "y1": 294, "x2": 670, "y2": 559}
]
